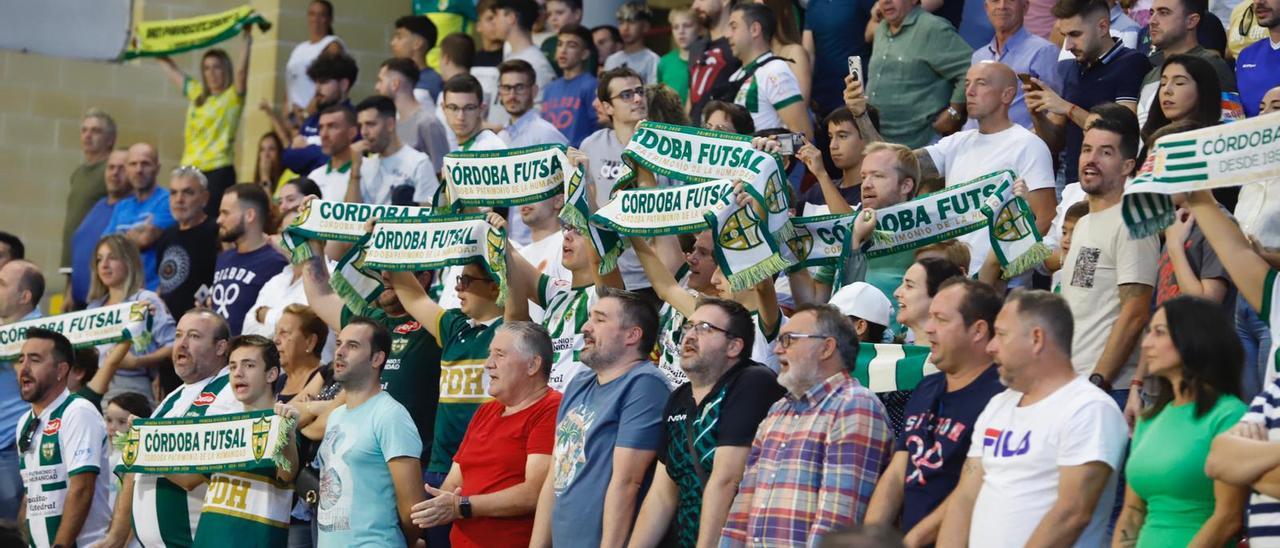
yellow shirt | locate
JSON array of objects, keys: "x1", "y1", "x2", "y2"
[{"x1": 181, "y1": 78, "x2": 243, "y2": 171}]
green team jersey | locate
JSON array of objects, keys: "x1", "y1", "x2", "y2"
[
  {"x1": 18, "y1": 391, "x2": 113, "y2": 548},
  {"x1": 75, "y1": 386, "x2": 103, "y2": 412},
  {"x1": 193, "y1": 470, "x2": 291, "y2": 547},
  {"x1": 427, "y1": 309, "x2": 502, "y2": 473},
  {"x1": 342, "y1": 305, "x2": 443, "y2": 461},
  {"x1": 538, "y1": 275, "x2": 596, "y2": 392}
]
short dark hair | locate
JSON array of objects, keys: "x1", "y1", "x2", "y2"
[
  {"x1": 694, "y1": 297, "x2": 756, "y2": 359},
  {"x1": 24, "y1": 327, "x2": 74, "y2": 370},
  {"x1": 794, "y1": 304, "x2": 861, "y2": 371},
  {"x1": 228, "y1": 335, "x2": 282, "y2": 379},
  {"x1": 597, "y1": 66, "x2": 643, "y2": 103},
  {"x1": 494, "y1": 0, "x2": 539, "y2": 31},
  {"x1": 732, "y1": 3, "x2": 777, "y2": 43},
  {"x1": 1145, "y1": 296, "x2": 1242, "y2": 419},
  {"x1": 394, "y1": 15, "x2": 438, "y2": 47},
  {"x1": 346, "y1": 316, "x2": 392, "y2": 368},
  {"x1": 380, "y1": 57, "x2": 421, "y2": 85},
  {"x1": 1051, "y1": 0, "x2": 1110, "y2": 20},
  {"x1": 107, "y1": 392, "x2": 153, "y2": 418},
  {"x1": 1064, "y1": 200, "x2": 1090, "y2": 223},
  {"x1": 498, "y1": 59, "x2": 537, "y2": 83},
  {"x1": 443, "y1": 73, "x2": 485, "y2": 104},
  {"x1": 823, "y1": 105, "x2": 882, "y2": 137},
  {"x1": 1005, "y1": 289, "x2": 1074, "y2": 354},
  {"x1": 592, "y1": 25, "x2": 623, "y2": 46},
  {"x1": 306, "y1": 52, "x2": 359, "y2": 86},
  {"x1": 557, "y1": 24, "x2": 597, "y2": 60},
  {"x1": 72, "y1": 347, "x2": 99, "y2": 384},
  {"x1": 226, "y1": 183, "x2": 274, "y2": 230},
  {"x1": 1169, "y1": 0, "x2": 1207, "y2": 18},
  {"x1": 284, "y1": 177, "x2": 323, "y2": 199},
  {"x1": 0, "y1": 232, "x2": 24, "y2": 260},
  {"x1": 1086, "y1": 102, "x2": 1141, "y2": 162},
  {"x1": 499, "y1": 322, "x2": 554, "y2": 377},
  {"x1": 598, "y1": 287, "x2": 659, "y2": 357},
  {"x1": 439, "y1": 32, "x2": 476, "y2": 69},
  {"x1": 916, "y1": 257, "x2": 966, "y2": 297},
  {"x1": 547, "y1": 0, "x2": 583, "y2": 9},
  {"x1": 703, "y1": 100, "x2": 756, "y2": 134},
  {"x1": 355, "y1": 95, "x2": 397, "y2": 119},
  {"x1": 319, "y1": 102, "x2": 357, "y2": 125},
  {"x1": 937, "y1": 277, "x2": 1003, "y2": 331}
]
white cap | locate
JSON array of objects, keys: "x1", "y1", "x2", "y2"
[{"x1": 829, "y1": 282, "x2": 892, "y2": 327}]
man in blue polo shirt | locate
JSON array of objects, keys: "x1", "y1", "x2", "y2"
[
  {"x1": 1024, "y1": 0, "x2": 1148, "y2": 185},
  {"x1": 103, "y1": 143, "x2": 176, "y2": 290},
  {"x1": 1236, "y1": 0, "x2": 1280, "y2": 118},
  {"x1": 968, "y1": 0, "x2": 1063, "y2": 130}
]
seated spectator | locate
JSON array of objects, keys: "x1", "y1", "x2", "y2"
[
  {"x1": 700, "y1": 100, "x2": 755, "y2": 135},
  {"x1": 725, "y1": 3, "x2": 814, "y2": 138},
  {"x1": 542, "y1": 24, "x2": 600, "y2": 147},
  {"x1": 1140, "y1": 55, "x2": 1224, "y2": 150},
  {"x1": 893, "y1": 257, "x2": 968, "y2": 345},
  {"x1": 658, "y1": 8, "x2": 699, "y2": 103},
  {"x1": 1235, "y1": 0, "x2": 1279, "y2": 117},
  {"x1": 409, "y1": 322, "x2": 562, "y2": 547},
  {"x1": 756, "y1": 0, "x2": 812, "y2": 104},
  {"x1": 305, "y1": 103, "x2": 359, "y2": 200},
  {"x1": 87, "y1": 235, "x2": 177, "y2": 405},
  {"x1": 62, "y1": 108, "x2": 115, "y2": 293},
  {"x1": 212, "y1": 184, "x2": 290, "y2": 336},
  {"x1": 1136, "y1": 0, "x2": 1238, "y2": 128},
  {"x1": 282, "y1": 0, "x2": 345, "y2": 114},
  {"x1": 352, "y1": 95, "x2": 439, "y2": 206},
  {"x1": 376, "y1": 57, "x2": 451, "y2": 170},
  {"x1": 829, "y1": 281, "x2": 894, "y2": 343},
  {"x1": 970, "y1": 0, "x2": 1063, "y2": 130},
  {"x1": 279, "y1": 52, "x2": 359, "y2": 176},
  {"x1": 497, "y1": 59, "x2": 569, "y2": 148},
  {"x1": 67, "y1": 149, "x2": 130, "y2": 311},
  {"x1": 937, "y1": 289, "x2": 1128, "y2": 547},
  {"x1": 390, "y1": 15, "x2": 445, "y2": 102},
  {"x1": 254, "y1": 132, "x2": 292, "y2": 195},
  {"x1": 604, "y1": 3, "x2": 660, "y2": 84},
  {"x1": 795, "y1": 106, "x2": 880, "y2": 215},
  {"x1": 156, "y1": 31, "x2": 251, "y2": 216},
  {"x1": 103, "y1": 143, "x2": 176, "y2": 291},
  {"x1": 720, "y1": 304, "x2": 892, "y2": 545},
  {"x1": 1115, "y1": 296, "x2": 1247, "y2": 546}
]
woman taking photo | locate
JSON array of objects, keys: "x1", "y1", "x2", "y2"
[
  {"x1": 86, "y1": 234, "x2": 176, "y2": 404},
  {"x1": 1114, "y1": 296, "x2": 1247, "y2": 547},
  {"x1": 157, "y1": 28, "x2": 252, "y2": 216}
]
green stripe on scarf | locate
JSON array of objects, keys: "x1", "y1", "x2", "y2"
[
  {"x1": 122, "y1": 5, "x2": 271, "y2": 60},
  {"x1": 591, "y1": 179, "x2": 737, "y2": 236},
  {"x1": 0, "y1": 302, "x2": 153, "y2": 361},
  {"x1": 114, "y1": 410, "x2": 295, "y2": 474},
  {"x1": 560, "y1": 167, "x2": 624, "y2": 274},
  {"x1": 360, "y1": 214, "x2": 508, "y2": 302},
  {"x1": 441, "y1": 144, "x2": 568, "y2": 210},
  {"x1": 704, "y1": 186, "x2": 793, "y2": 292},
  {"x1": 784, "y1": 213, "x2": 856, "y2": 271},
  {"x1": 865, "y1": 171, "x2": 1014, "y2": 258},
  {"x1": 981, "y1": 178, "x2": 1052, "y2": 278},
  {"x1": 852, "y1": 343, "x2": 938, "y2": 392},
  {"x1": 283, "y1": 200, "x2": 433, "y2": 263}
]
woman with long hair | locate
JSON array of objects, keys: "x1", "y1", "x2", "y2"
[
  {"x1": 86, "y1": 234, "x2": 177, "y2": 404},
  {"x1": 255, "y1": 132, "x2": 294, "y2": 195},
  {"x1": 156, "y1": 27, "x2": 253, "y2": 218},
  {"x1": 1113, "y1": 296, "x2": 1247, "y2": 547},
  {"x1": 1140, "y1": 54, "x2": 1222, "y2": 151},
  {"x1": 893, "y1": 257, "x2": 965, "y2": 345},
  {"x1": 755, "y1": 0, "x2": 812, "y2": 104}
]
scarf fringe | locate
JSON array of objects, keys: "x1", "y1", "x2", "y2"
[
  {"x1": 1001, "y1": 242, "x2": 1053, "y2": 279},
  {"x1": 1122, "y1": 195, "x2": 1175, "y2": 239},
  {"x1": 270, "y1": 415, "x2": 297, "y2": 473},
  {"x1": 726, "y1": 252, "x2": 790, "y2": 293}
]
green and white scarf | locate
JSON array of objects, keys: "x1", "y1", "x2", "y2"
[
  {"x1": 704, "y1": 186, "x2": 793, "y2": 292},
  {"x1": 784, "y1": 212, "x2": 856, "y2": 270},
  {"x1": 1122, "y1": 112, "x2": 1280, "y2": 238},
  {"x1": 114, "y1": 410, "x2": 295, "y2": 474},
  {"x1": 620, "y1": 121, "x2": 793, "y2": 239},
  {"x1": 441, "y1": 144, "x2": 569, "y2": 210},
  {"x1": 122, "y1": 5, "x2": 270, "y2": 60},
  {"x1": 560, "y1": 167, "x2": 625, "y2": 274},
  {"x1": 0, "y1": 302, "x2": 153, "y2": 361},
  {"x1": 865, "y1": 171, "x2": 1012, "y2": 257},
  {"x1": 354, "y1": 214, "x2": 507, "y2": 301},
  {"x1": 591, "y1": 179, "x2": 737, "y2": 236},
  {"x1": 282, "y1": 200, "x2": 433, "y2": 263},
  {"x1": 981, "y1": 178, "x2": 1052, "y2": 278},
  {"x1": 854, "y1": 343, "x2": 939, "y2": 392}
]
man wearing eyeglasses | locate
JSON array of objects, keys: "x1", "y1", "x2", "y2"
[
  {"x1": 442, "y1": 74, "x2": 508, "y2": 153},
  {"x1": 629, "y1": 297, "x2": 784, "y2": 548},
  {"x1": 720, "y1": 304, "x2": 893, "y2": 546},
  {"x1": 14, "y1": 328, "x2": 113, "y2": 547},
  {"x1": 497, "y1": 59, "x2": 569, "y2": 149}
]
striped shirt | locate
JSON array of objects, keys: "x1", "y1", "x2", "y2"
[
  {"x1": 719, "y1": 371, "x2": 892, "y2": 547},
  {"x1": 1241, "y1": 378, "x2": 1280, "y2": 545},
  {"x1": 539, "y1": 275, "x2": 596, "y2": 391}
]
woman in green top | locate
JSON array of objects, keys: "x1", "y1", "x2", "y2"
[
  {"x1": 1114, "y1": 296, "x2": 1249, "y2": 547},
  {"x1": 157, "y1": 27, "x2": 252, "y2": 217}
]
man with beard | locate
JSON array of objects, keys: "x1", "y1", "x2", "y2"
[
  {"x1": 315, "y1": 318, "x2": 425, "y2": 546},
  {"x1": 210, "y1": 183, "x2": 289, "y2": 336},
  {"x1": 282, "y1": 52, "x2": 359, "y2": 176},
  {"x1": 629, "y1": 298, "x2": 784, "y2": 547},
  {"x1": 305, "y1": 104, "x2": 360, "y2": 201},
  {"x1": 497, "y1": 59, "x2": 569, "y2": 148},
  {"x1": 14, "y1": 329, "x2": 112, "y2": 547},
  {"x1": 530, "y1": 288, "x2": 669, "y2": 548},
  {"x1": 101, "y1": 309, "x2": 242, "y2": 548},
  {"x1": 349, "y1": 95, "x2": 439, "y2": 207},
  {"x1": 1236, "y1": 0, "x2": 1280, "y2": 118},
  {"x1": 155, "y1": 167, "x2": 218, "y2": 328},
  {"x1": 688, "y1": 0, "x2": 742, "y2": 123},
  {"x1": 720, "y1": 304, "x2": 892, "y2": 545}
]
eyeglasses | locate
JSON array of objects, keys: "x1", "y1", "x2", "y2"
[
  {"x1": 498, "y1": 83, "x2": 531, "y2": 95},
  {"x1": 456, "y1": 274, "x2": 495, "y2": 290},
  {"x1": 681, "y1": 321, "x2": 739, "y2": 339},
  {"x1": 18, "y1": 415, "x2": 38, "y2": 454},
  {"x1": 443, "y1": 104, "x2": 481, "y2": 114},
  {"x1": 609, "y1": 86, "x2": 646, "y2": 103},
  {"x1": 778, "y1": 332, "x2": 832, "y2": 349}
]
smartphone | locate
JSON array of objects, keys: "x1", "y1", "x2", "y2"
[
  {"x1": 848, "y1": 55, "x2": 863, "y2": 83},
  {"x1": 1017, "y1": 72, "x2": 1042, "y2": 91},
  {"x1": 776, "y1": 133, "x2": 806, "y2": 156},
  {"x1": 194, "y1": 284, "x2": 211, "y2": 306}
]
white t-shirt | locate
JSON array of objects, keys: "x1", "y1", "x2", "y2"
[
  {"x1": 285, "y1": 35, "x2": 344, "y2": 109},
  {"x1": 498, "y1": 110, "x2": 570, "y2": 149},
  {"x1": 730, "y1": 52, "x2": 805, "y2": 132},
  {"x1": 925, "y1": 124, "x2": 1056, "y2": 274},
  {"x1": 17, "y1": 390, "x2": 112, "y2": 548},
  {"x1": 306, "y1": 160, "x2": 353, "y2": 202},
  {"x1": 968, "y1": 377, "x2": 1128, "y2": 548},
  {"x1": 505, "y1": 45, "x2": 557, "y2": 91},
  {"x1": 515, "y1": 231, "x2": 570, "y2": 323},
  {"x1": 1060, "y1": 203, "x2": 1160, "y2": 384},
  {"x1": 240, "y1": 264, "x2": 338, "y2": 363},
  {"x1": 358, "y1": 145, "x2": 439, "y2": 206},
  {"x1": 604, "y1": 48, "x2": 661, "y2": 84},
  {"x1": 540, "y1": 278, "x2": 598, "y2": 391}
]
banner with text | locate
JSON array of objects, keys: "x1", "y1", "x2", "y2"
[
  {"x1": 865, "y1": 171, "x2": 1013, "y2": 258},
  {"x1": 122, "y1": 5, "x2": 270, "y2": 60},
  {"x1": 358, "y1": 215, "x2": 507, "y2": 300},
  {"x1": 115, "y1": 410, "x2": 293, "y2": 474},
  {"x1": 0, "y1": 301, "x2": 152, "y2": 361},
  {"x1": 282, "y1": 200, "x2": 433, "y2": 263},
  {"x1": 442, "y1": 144, "x2": 568, "y2": 209},
  {"x1": 591, "y1": 179, "x2": 737, "y2": 236}
]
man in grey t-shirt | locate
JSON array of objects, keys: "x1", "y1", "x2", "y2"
[{"x1": 376, "y1": 57, "x2": 451, "y2": 173}]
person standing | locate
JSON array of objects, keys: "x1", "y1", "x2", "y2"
[
  {"x1": 658, "y1": 9, "x2": 698, "y2": 103},
  {"x1": 61, "y1": 109, "x2": 115, "y2": 293},
  {"x1": 688, "y1": 0, "x2": 742, "y2": 123},
  {"x1": 603, "y1": 3, "x2": 660, "y2": 84},
  {"x1": 66, "y1": 149, "x2": 130, "y2": 311},
  {"x1": 315, "y1": 319, "x2": 426, "y2": 547},
  {"x1": 1136, "y1": 0, "x2": 1239, "y2": 127},
  {"x1": 305, "y1": 104, "x2": 359, "y2": 201},
  {"x1": 492, "y1": 0, "x2": 557, "y2": 90},
  {"x1": 540, "y1": 25, "x2": 600, "y2": 147},
  {"x1": 376, "y1": 57, "x2": 451, "y2": 171},
  {"x1": 724, "y1": 3, "x2": 814, "y2": 138},
  {"x1": 284, "y1": 0, "x2": 345, "y2": 113},
  {"x1": 212, "y1": 184, "x2": 289, "y2": 336},
  {"x1": 969, "y1": 0, "x2": 1062, "y2": 130},
  {"x1": 1236, "y1": 0, "x2": 1280, "y2": 118},
  {"x1": 155, "y1": 167, "x2": 218, "y2": 332},
  {"x1": 390, "y1": 15, "x2": 445, "y2": 102},
  {"x1": 497, "y1": 60, "x2": 569, "y2": 148},
  {"x1": 14, "y1": 329, "x2": 113, "y2": 547},
  {"x1": 102, "y1": 143, "x2": 176, "y2": 291},
  {"x1": 350, "y1": 95, "x2": 439, "y2": 207},
  {"x1": 157, "y1": 30, "x2": 252, "y2": 216}
]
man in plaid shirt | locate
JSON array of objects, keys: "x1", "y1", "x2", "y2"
[{"x1": 719, "y1": 304, "x2": 893, "y2": 546}]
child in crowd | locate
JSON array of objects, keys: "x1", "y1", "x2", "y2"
[{"x1": 658, "y1": 8, "x2": 699, "y2": 104}]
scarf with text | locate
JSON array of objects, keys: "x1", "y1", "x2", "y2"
[
  {"x1": 704, "y1": 186, "x2": 793, "y2": 292},
  {"x1": 0, "y1": 302, "x2": 153, "y2": 361},
  {"x1": 282, "y1": 200, "x2": 433, "y2": 263},
  {"x1": 441, "y1": 144, "x2": 569, "y2": 210},
  {"x1": 122, "y1": 5, "x2": 270, "y2": 60},
  {"x1": 980, "y1": 178, "x2": 1052, "y2": 278},
  {"x1": 114, "y1": 410, "x2": 295, "y2": 474},
  {"x1": 865, "y1": 171, "x2": 1011, "y2": 257}
]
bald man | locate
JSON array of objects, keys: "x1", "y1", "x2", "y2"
[
  {"x1": 0, "y1": 259, "x2": 46, "y2": 520},
  {"x1": 911, "y1": 61, "x2": 1058, "y2": 274},
  {"x1": 102, "y1": 143, "x2": 177, "y2": 290}
]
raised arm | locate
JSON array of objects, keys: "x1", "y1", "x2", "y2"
[
  {"x1": 87, "y1": 341, "x2": 133, "y2": 396},
  {"x1": 796, "y1": 142, "x2": 854, "y2": 214},
  {"x1": 843, "y1": 76, "x2": 884, "y2": 145},
  {"x1": 1185, "y1": 190, "x2": 1273, "y2": 312},
  {"x1": 235, "y1": 28, "x2": 252, "y2": 96},
  {"x1": 156, "y1": 57, "x2": 186, "y2": 89},
  {"x1": 387, "y1": 270, "x2": 445, "y2": 340},
  {"x1": 1023, "y1": 462, "x2": 1114, "y2": 547},
  {"x1": 629, "y1": 236, "x2": 697, "y2": 317},
  {"x1": 300, "y1": 239, "x2": 346, "y2": 330}
]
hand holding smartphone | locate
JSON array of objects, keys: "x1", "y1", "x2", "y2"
[{"x1": 848, "y1": 55, "x2": 863, "y2": 84}]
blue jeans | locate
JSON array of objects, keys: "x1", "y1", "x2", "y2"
[
  {"x1": 0, "y1": 443, "x2": 19, "y2": 521},
  {"x1": 1237, "y1": 294, "x2": 1271, "y2": 402},
  {"x1": 424, "y1": 470, "x2": 452, "y2": 548}
]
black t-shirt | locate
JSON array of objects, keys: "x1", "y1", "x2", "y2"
[
  {"x1": 688, "y1": 37, "x2": 742, "y2": 124},
  {"x1": 658, "y1": 360, "x2": 785, "y2": 547},
  {"x1": 897, "y1": 365, "x2": 1005, "y2": 532},
  {"x1": 156, "y1": 218, "x2": 219, "y2": 317},
  {"x1": 800, "y1": 181, "x2": 862, "y2": 214},
  {"x1": 212, "y1": 244, "x2": 290, "y2": 336}
]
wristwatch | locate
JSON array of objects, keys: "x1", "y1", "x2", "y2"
[
  {"x1": 946, "y1": 106, "x2": 962, "y2": 121},
  {"x1": 459, "y1": 496, "x2": 472, "y2": 519},
  {"x1": 1088, "y1": 373, "x2": 1112, "y2": 392}
]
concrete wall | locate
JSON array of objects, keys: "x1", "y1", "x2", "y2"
[{"x1": 0, "y1": 0, "x2": 409, "y2": 311}]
